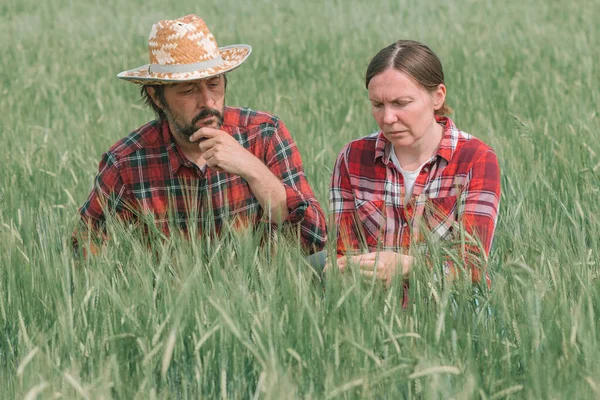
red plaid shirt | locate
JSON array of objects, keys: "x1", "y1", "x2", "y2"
[
  {"x1": 330, "y1": 117, "x2": 500, "y2": 283},
  {"x1": 77, "y1": 106, "x2": 327, "y2": 253}
]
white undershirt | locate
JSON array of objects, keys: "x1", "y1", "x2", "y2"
[{"x1": 390, "y1": 148, "x2": 430, "y2": 202}]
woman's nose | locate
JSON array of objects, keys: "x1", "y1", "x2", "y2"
[{"x1": 382, "y1": 106, "x2": 397, "y2": 125}]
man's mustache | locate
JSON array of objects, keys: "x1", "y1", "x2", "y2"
[{"x1": 192, "y1": 108, "x2": 223, "y2": 126}]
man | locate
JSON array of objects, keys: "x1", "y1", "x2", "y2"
[{"x1": 75, "y1": 14, "x2": 326, "y2": 254}]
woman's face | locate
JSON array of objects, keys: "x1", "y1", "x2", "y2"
[{"x1": 368, "y1": 68, "x2": 446, "y2": 149}]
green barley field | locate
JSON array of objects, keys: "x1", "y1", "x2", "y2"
[{"x1": 2, "y1": 0, "x2": 599, "y2": 398}]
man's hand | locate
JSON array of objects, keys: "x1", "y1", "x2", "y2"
[
  {"x1": 190, "y1": 127, "x2": 290, "y2": 223},
  {"x1": 191, "y1": 127, "x2": 262, "y2": 177},
  {"x1": 326, "y1": 252, "x2": 413, "y2": 286}
]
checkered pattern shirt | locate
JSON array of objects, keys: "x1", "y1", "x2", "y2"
[
  {"x1": 330, "y1": 117, "x2": 500, "y2": 283},
  {"x1": 77, "y1": 106, "x2": 327, "y2": 253}
]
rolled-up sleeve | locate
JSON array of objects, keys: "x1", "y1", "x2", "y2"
[
  {"x1": 264, "y1": 120, "x2": 327, "y2": 253},
  {"x1": 440, "y1": 149, "x2": 500, "y2": 285},
  {"x1": 72, "y1": 152, "x2": 132, "y2": 255},
  {"x1": 455, "y1": 149, "x2": 501, "y2": 283}
]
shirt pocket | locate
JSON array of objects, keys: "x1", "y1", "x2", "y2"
[
  {"x1": 422, "y1": 196, "x2": 458, "y2": 241},
  {"x1": 354, "y1": 198, "x2": 386, "y2": 247}
]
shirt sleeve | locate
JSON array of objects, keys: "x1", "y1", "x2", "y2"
[
  {"x1": 453, "y1": 148, "x2": 501, "y2": 284},
  {"x1": 72, "y1": 151, "x2": 133, "y2": 255},
  {"x1": 330, "y1": 145, "x2": 362, "y2": 257},
  {"x1": 263, "y1": 119, "x2": 327, "y2": 253}
]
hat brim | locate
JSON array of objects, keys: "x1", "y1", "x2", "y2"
[{"x1": 117, "y1": 45, "x2": 252, "y2": 85}]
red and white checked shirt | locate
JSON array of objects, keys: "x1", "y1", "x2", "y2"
[
  {"x1": 77, "y1": 107, "x2": 327, "y2": 253},
  {"x1": 330, "y1": 117, "x2": 500, "y2": 283}
]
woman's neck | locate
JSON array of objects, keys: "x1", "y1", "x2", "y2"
[{"x1": 393, "y1": 120, "x2": 444, "y2": 172}]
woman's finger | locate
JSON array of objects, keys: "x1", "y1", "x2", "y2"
[
  {"x1": 360, "y1": 260, "x2": 385, "y2": 272},
  {"x1": 360, "y1": 269, "x2": 386, "y2": 281},
  {"x1": 357, "y1": 256, "x2": 381, "y2": 271},
  {"x1": 337, "y1": 253, "x2": 380, "y2": 272},
  {"x1": 360, "y1": 270, "x2": 375, "y2": 279}
]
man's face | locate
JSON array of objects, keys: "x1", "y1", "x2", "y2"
[{"x1": 152, "y1": 75, "x2": 226, "y2": 142}]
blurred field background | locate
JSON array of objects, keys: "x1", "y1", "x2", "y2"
[{"x1": 1, "y1": 0, "x2": 599, "y2": 398}]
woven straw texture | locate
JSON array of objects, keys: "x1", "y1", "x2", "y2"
[{"x1": 118, "y1": 15, "x2": 251, "y2": 84}]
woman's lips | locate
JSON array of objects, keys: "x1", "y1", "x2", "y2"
[{"x1": 386, "y1": 130, "x2": 408, "y2": 135}]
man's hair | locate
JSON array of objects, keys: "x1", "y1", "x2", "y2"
[
  {"x1": 140, "y1": 85, "x2": 167, "y2": 121},
  {"x1": 140, "y1": 74, "x2": 228, "y2": 121},
  {"x1": 365, "y1": 40, "x2": 451, "y2": 116}
]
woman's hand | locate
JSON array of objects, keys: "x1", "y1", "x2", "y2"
[{"x1": 326, "y1": 252, "x2": 413, "y2": 286}]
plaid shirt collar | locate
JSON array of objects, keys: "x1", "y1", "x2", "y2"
[
  {"x1": 161, "y1": 106, "x2": 240, "y2": 174},
  {"x1": 374, "y1": 116, "x2": 458, "y2": 165},
  {"x1": 161, "y1": 121, "x2": 190, "y2": 174}
]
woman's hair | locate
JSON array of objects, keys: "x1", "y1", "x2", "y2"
[{"x1": 365, "y1": 40, "x2": 451, "y2": 116}]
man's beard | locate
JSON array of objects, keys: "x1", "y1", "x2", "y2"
[{"x1": 166, "y1": 107, "x2": 224, "y2": 142}]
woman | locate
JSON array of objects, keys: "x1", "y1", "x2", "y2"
[{"x1": 329, "y1": 40, "x2": 500, "y2": 288}]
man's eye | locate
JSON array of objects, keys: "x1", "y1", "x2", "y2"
[{"x1": 372, "y1": 103, "x2": 383, "y2": 108}]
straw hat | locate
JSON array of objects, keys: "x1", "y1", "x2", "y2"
[{"x1": 118, "y1": 14, "x2": 251, "y2": 85}]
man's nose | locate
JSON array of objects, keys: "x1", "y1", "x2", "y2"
[{"x1": 197, "y1": 85, "x2": 216, "y2": 108}]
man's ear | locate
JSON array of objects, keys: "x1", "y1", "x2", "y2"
[{"x1": 147, "y1": 87, "x2": 163, "y2": 110}]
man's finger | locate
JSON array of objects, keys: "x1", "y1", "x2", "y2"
[
  {"x1": 205, "y1": 156, "x2": 223, "y2": 172},
  {"x1": 190, "y1": 127, "x2": 224, "y2": 142},
  {"x1": 198, "y1": 137, "x2": 219, "y2": 153},
  {"x1": 202, "y1": 148, "x2": 215, "y2": 161}
]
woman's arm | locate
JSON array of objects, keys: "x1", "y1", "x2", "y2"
[{"x1": 453, "y1": 149, "x2": 501, "y2": 283}]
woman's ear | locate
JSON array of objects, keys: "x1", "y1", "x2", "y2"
[{"x1": 432, "y1": 84, "x2": 447, "y2": 111}]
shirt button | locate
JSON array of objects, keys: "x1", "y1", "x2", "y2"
[{"x1": 423, "y1": 167, "x2": 429, "y2": 173}]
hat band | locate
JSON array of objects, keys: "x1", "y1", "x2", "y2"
[{"x1": 148, "y1": 56, "x2": 225, "y2": 74}]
